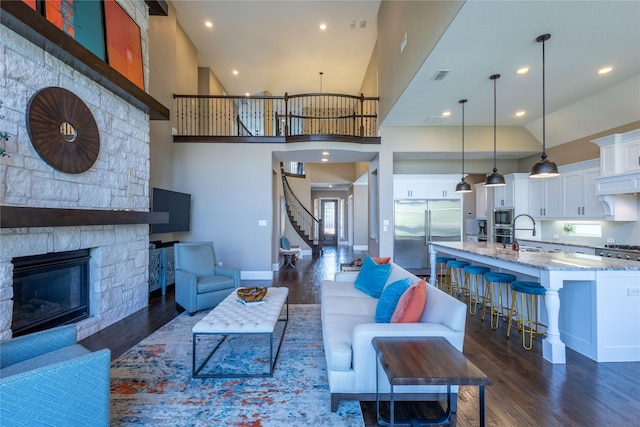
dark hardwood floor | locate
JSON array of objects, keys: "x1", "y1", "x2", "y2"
[{"x1": 81, "y1": 246, "x2": 640, "y2": 426}]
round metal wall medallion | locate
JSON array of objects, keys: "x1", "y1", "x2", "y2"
[{"x1": 26, "y1": 87, "x2": 100, "y2": 174}]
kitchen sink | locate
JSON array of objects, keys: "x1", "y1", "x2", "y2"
[
  {"x1": 519, "y1": 246, "x2": 563, "y2": 253},
  {"x1": 519, "y1": 246, "x2": 543, "y2": 253}
]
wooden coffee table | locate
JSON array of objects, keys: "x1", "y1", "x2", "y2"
[{"x1": 372, "y1": 336, "x2": 491, "y2": 426}]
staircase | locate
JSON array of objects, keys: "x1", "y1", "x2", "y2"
[{"x1": 280, "y1": 164, "x2": 323, "y2": 255}]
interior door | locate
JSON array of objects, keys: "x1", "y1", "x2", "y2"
[{"x1": 321, "y1": 199, "x2": 338, "y2": 245}]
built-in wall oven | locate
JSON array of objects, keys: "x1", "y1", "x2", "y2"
[
  {"x1": 494, "y1": 228, "x2": 512, "y2": 244},
  {"x1": 494, "y1": 208, "x2": 514, "y2": 227},
  {"x1": 493, "y1": 209, "x2": 514, "y2": 244}
]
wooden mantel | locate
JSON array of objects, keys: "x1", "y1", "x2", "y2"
[
  {"x1": 0, "y1": 1, "x2": 170, "y2": 121},
  {"x1": 0, "y1": 206, "x2": 168, "y2": 228}
]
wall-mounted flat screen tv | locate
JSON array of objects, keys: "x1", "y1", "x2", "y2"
[{"x1": 151, "y1": 188, "x2": 191, "y2": 233}]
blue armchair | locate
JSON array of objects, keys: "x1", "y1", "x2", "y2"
[
  {"x1": 0, "y1": 324, "x2": 111, "y2": 426},
  {"x1": 174, "y1": 242, "x2": 241, "y2": 315}
]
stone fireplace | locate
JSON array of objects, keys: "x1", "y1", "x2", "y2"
[
  {"x1": 0, "y1": 0, "x2": 154, "y2": 341},
  {"x1": 1, "y1": 223, "x2": 151, "y2": 341},
  {"x1": 12, "y1": 249, "x2": 90, "y2": 337}
]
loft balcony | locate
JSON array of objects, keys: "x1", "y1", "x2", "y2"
[{"x1": 173, "y1": 93, "x2": 381, "y2": 144}]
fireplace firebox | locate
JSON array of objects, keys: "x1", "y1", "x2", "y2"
[{"x1": 12, "y1": 249, "x2": 90, "y2": 337}]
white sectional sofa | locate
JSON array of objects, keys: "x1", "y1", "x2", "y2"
[{"x1": 321, "y1": 262, "x2": 467, "y2": 412}]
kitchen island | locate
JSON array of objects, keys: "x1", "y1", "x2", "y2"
[{"x1": 429, "y1": 242, "x2": 640, "y2": 364}]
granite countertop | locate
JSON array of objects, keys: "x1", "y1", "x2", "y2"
[
  {"x1": 431, "y1": 242, "x2": 640, "y2": 271},
  {"x1": 517, "y1": 239, "x2": 604, "y2": 249}
]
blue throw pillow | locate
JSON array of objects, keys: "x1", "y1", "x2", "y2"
[
  {"x1": 354, "y1": 256, "x2": 392, "y2": 298},
  {"x1": 376, "y1": 278, "x2": 412, "y2": 323}
]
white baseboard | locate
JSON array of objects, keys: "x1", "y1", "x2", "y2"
[
  {"x1": 240, "y1": 271, "x2": 274, "y2": 280},
  {"x1": 353, "y1": 245, "x2": 368, "y2": 251}
]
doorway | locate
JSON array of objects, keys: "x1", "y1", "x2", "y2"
[{"x1": 321, "y1": 199, "x2": 338, "y2": 245}]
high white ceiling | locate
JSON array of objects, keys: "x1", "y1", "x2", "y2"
[
  {"x1": 172, "y1": 0, "x2": 380, "y2": 96},
  {"x1": 171, "y1": 0, "x2": 640, "y2": 164},
  {"x1": 383, "y1": 1, "x2": 640, "y2": 133}
]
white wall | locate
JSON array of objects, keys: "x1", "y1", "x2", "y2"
[
  {"x1": 172, "y1": 143, "x2": 276, "y2": 278},
  {"x1": 353, "y1": 182, "x2": 369, "y2": 248}
]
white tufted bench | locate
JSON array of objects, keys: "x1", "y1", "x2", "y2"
[{"x1": 192, "y1": 286, "x2": 289, "y2": 377}]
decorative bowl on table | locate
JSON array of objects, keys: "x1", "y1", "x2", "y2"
[{"x1": 237, "y1": 286, "x2": 268, "y2": 303}]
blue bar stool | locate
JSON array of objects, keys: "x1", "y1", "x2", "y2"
[
  {"x1": 507, "y1": 281, "x2": 547, "y2": 350},
  {"x1": 435, "y1": 256, "x2": 456, "y2": 293},
  {"x1": 446, "y1": 260, "x2": 469, "y2": 298},
  {"x1": 462, "y1": 265, "x2": 490, "y2": 314},
  {"x1": 481, "y1": 272, "x2": 516, "y2": 329}
]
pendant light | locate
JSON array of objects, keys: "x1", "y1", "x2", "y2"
[
  {"x1": 455, "y1": 99, "x2": 472, "y2": 193},
  {"x1": 530, "y1": 33, "x2": 559, "y2": 178},
  {"x1": 485, "y1": 74, "x2": 506, "y2": 187}
]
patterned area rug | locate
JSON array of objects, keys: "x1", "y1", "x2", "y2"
[{"x1": 110, "y1": 304, "x2": 364, "y2": 426}]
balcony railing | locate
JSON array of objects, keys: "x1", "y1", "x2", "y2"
[{"x1": 173, "y1": 93, "x2": 380, "y2": 143}]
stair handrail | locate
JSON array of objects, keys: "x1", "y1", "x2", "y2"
[
  {"x1": 236, "y1": 115, "x2": 253, "y2": 136},
  {"x1": 280, "y1": 164, "x2": 322, "y2": 253}
]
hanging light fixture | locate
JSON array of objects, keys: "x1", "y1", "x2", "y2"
[
  {"x1": 455, "y1": 99, "x2": 472, "y2": 193},
  {"x1": 485, "y1": 74, "x2": 506, "y2": 187},
  {"x1": 530, "y1": 33, "x2": 559, "y2": 178}
]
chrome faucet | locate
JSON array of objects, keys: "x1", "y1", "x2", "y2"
[{"x1": 512, "y1": 214, "x2": 536, "y2": 244}]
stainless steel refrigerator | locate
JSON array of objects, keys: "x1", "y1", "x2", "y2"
[{"x1": 393, "y1": 199, "x2": 462, "y2": 274}]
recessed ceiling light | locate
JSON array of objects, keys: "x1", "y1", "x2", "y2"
[
  {"x1": 205, "y1": 21, "x2": 213, "y2": 28},
  {"x1": 319, "y1": 23, "x2": 327, "y2": 30},
  {"x1": 515, "y1": 110, "x2": 526, "y2": 117},
  {"x1": 516, "y1": 67, "x2": 530, "y2": 75},
  {"x1": 597, "y1": 66, "x2": 613, "y2": 75},
  {"x1": 232, "y1": 70, "x2": 238, "y2": 75},
  {"x1": 321, "y1": 158, "x2": 329, "y2": 162},
  {"x1": 322, "y1": 151, "x2": 330, "y2": 156},
  {"x1": 329, "y1": 184, "x2": 333, "y2": 188},
  {"x1": 442, "y1": 111, "x2": 451, "y2": 117},
  {"x1": 245, "y1": 92, "x2": 250, "y2": 97}
]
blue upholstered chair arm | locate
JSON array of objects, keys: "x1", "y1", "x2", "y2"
[
  {"x1": 214, "y1": 266, "x2": 241, "y2": 287},
  {"x1": 0, "y1": 348, "x2": 111, "y2": 427},
  {"x1": 175, "y1": 269, "x2": 199, "y2": 310},
  {"x1": 0, "y1": 324, "x2": 77, "y2": 368}
]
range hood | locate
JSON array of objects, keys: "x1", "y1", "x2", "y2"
[
  {"x1": 594, "y1": 171, "x2": 640, "y2": 196},
  {"x1": 592, "y1": 130, "x2": 640, "y2": 221}
]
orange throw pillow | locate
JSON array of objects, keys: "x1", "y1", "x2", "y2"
[
  {"x1": 371, "y1": 256, "x2": 391, "y2": 264},
  {"x1": 391, "y1": 278, "x2": 427, "y2": 323}
]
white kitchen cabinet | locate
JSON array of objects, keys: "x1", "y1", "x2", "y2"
[
  {"x1": 493, "y1": 173, "x2": 530, "y2": 213},
  {"x1": 562, "y1": 171, "x2": 583, "y2": 217},
  {"x1": 562, "y1": 167, "x2": 605, "y2": 219},
  {"x1": 475, "y1": 183, "x2": 487, "y2": 219},
  {"x1": 529, "y1": 176, "x2": 562, "y2": 219},
  {"x1": 592, "y1": 129, "x2": 640, "y2": 175},
  {"x1": 393, "y1": 177, "x2": 427, "y2": 199},
  {"x1": 393, "y1": 175, "x2": 460, "y2": 199},
  {"x1": 426, "y1": 178, "x2": 459, "y2": 199},
  {"x1": 493, "y1": 179, "x2": 510, "y2": 208},
  {"x1": 623, "y1": 139, "x2": 640, "y2": 173},
  {"x1": 492, "y1": 174, "x2": 516, "y2": 208},
  {"x1": 583, "y1": 168, "x2": 605, "y2": 218}
]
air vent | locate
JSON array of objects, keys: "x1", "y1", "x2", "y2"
[
  {"x1": 424, "y1": 116, "x2": 447, "y2": 124},
  {"x1": 431, "y1": 69, "x2": 451, "y2": 81}
]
